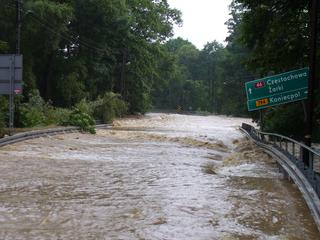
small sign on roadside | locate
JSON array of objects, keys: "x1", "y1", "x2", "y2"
[{"x1": 0, "y1": 55, "x2": 23, "y2": 95}]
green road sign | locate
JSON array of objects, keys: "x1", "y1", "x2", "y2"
[{"x1": 245, "y1": 68, "x2": 309, "y2": 111}]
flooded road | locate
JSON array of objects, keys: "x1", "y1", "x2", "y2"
[{"x1": 0, "y1": 113, "x2": 319, "y2": 239}]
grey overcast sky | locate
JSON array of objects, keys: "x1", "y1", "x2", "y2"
[{"x1": 167, "y1": 0, "x2": 232, "y2": 49}]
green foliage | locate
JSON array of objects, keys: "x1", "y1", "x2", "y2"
[
  {"x1": 17, "y1": 90, "x2": 47, "y2": 127},
  {"x1": 5, "y1": 89, "x2": 129, "y2": 133},
  {"x1": 15, "y1": 90, "x2": 127, "y2": 132},
  {"x1": 7, "y1": 0, "x2": 306, "y2": 139},
  {"x1": 93, "y1": 92, "x2": 128, "y2": 123},
  {"x1": 16, "y1": 90, "x2": 71, "y2": 128},
  {"x1": 129, "y1": 91, "x2": 152, "y2": 114},
  {"x1": 1, "y1": 0, "x2": 181, "y2": 119},
  {"x1": 153, "y1": 35, "x2": 251, "y2": 116},
  {"x1": 0, "y1": 0, "x2": 184, "y2": 134},
  {"x1": 66, "y1": 108, "x2": 96, "y2": 134},
  {"x1": 181, "y1": 80, "x2": 209, "y2": 111},
  {"x1": 75, "y1": 99, "x2": 95, "y2": 116},
  {"x1": 0, "y1": 113, "x2": 6, "y2": 137},
  {"x1": 228, "y1": 0, "x2": 320, "y2": 139},
  {"x1": 222, "y1": 0, "x2": 320, "y2": 142},
  {"x1": 234, "y1": 0, "x2": 309, "y2": 74},
  {"x1": 0, "y1": 40, "x2": 8, "y2": 52},
  {"x1": 44, "y1": 107, "x2": 71, "y2": 126},
  {"x1": 54, "y1": 71, "x2": 87, "y2": 108},
  {"x1": 262, "y1": 103, "x2": 305, "y2": 139},
  {"x1": 258, "y1": 93, "x2": 320, "y2": 141},
  {"x1": 0, "y1": 97, "x2": 8, "y2": 137}
]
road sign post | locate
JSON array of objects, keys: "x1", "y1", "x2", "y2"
[
  {"x1": 302, "y1": 0, "x2": 319, "y2": 167},
  {"x1": 245, "y1": 68, "x2": 309, "y2": 111}
]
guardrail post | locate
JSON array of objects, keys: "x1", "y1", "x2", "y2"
[
  {"x1": 292, "y1": 142, "x2": 295, "y2": 158},
  {"x1": 300, "y1": 146, "x2": 303, "y2": 162},
  {"x1": 303, "y1": 149, "x2": 311, "y2": 167},
  {"x1": 309, "y1": 152, "x2": 314, "y2": 171}
]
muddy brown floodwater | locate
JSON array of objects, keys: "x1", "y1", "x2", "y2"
[{"x1": 0, "y1": 113, "x2": 319, "y2": 240}]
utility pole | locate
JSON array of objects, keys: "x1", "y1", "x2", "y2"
[
  {"x1": 16, "y1": 0, "x2": 22, "y2": 55},
  {"x1": 9, "y1": 0, "x2": 22, "y2": 134},
  {"x1": 120, "y1": 48, "x2": 127, "y2": 99},
  {"x1": 120, "y1": 48, "x2": 130, "y2": 100},
  {"x1": 304, "y1": 0, "x2": 318, "y2": 165},
  {"x1": 210, "y1": 76, "x2": 213, "y2": 112}
]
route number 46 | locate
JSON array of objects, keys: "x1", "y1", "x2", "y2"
[{"x1": 254, "y1": 81, "x2": 265, "y2": 89}]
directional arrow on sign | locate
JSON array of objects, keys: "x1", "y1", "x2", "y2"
[{"x1": 245, "y1": 68, "x2": 309, "y2": 111}]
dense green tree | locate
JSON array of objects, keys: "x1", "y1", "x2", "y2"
[
  {"x1": 235, "y1": 0, "x2": 309, "y2": 73},
  {"x1": 199, "y1": 41, "x2": 224, "y2": 112},
  {"x1": 231, "y1": 0, "x2": 320, "y2": 138},
  {"x1": 0, "y1": 0, "x2": 181, "y2": 114},
  {"x1": 213, "y1": 2, "x2": 256, "y2": 116},
  {"x1": 4, "y1": 0, "x2": 313, "y2": 141},
  {"x1": 152, "y1": 38, "x2": 209, "y2": 111}
]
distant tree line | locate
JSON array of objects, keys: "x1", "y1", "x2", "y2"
[
  {"x1": 155, "y1": 0, "x2": 320, "y2": 140},
  {"x1": 153, "y1": 2, "x2": 254, "y2": 116},
  {"x1": 0, "y1": 0, "x2": 318, "y2": 140}
]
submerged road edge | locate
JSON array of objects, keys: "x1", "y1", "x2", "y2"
[
  {"x1": 240, "y1": 126, "x2": 320, "y2": 234},
  {"x1": 0, "y1": 124, "x2": 112, "y2": 147}
]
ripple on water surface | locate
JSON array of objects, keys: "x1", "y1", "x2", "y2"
[{"x1": 0, "y1": 113, "x2": 319, "y2": 239}]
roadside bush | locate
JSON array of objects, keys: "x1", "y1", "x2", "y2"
[
  {"x1": 65, "y1": 108, "x2": 96, "y2": 134},
  {"x1": 17, "y1": 90, "x2": 46, "y2": 127},
  {"x1": 44, "y1": 106, "x2": 71, "y2": 126},
  {"x1": 0, "y1": 111, "x2": 6, "y2": 137},
  {"x1": 93, "y1": 92, "x2": 128, "y2": 123},
  {"x1": 7, "y1": 90, "x2": 127, "y2": 133},
  {"x1": 75, "y1": 98, "x2": 95, "y2": 116},
  {"x1": 0, "y1": 96, "x2": 8, "y2": 136},
  {"x1": 17, "y1": 90, "x2": 71, "y2": 128}
]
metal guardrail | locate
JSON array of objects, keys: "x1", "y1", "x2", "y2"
[
  {"x1": 241, "y1": 123, "x2": 320, "y2": 231},
  {"x1": 242, "y1": 123, "x2": 320, "y2": 198},
  {"x1": 0, "y1": 124, "x2": 112, "y2": 147}
]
